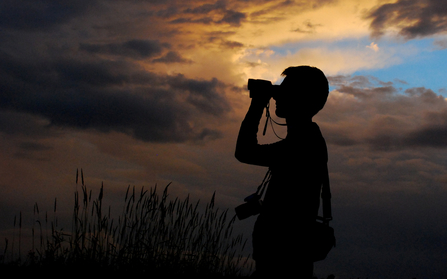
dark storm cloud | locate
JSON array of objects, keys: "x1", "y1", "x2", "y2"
[
  {"x1": 183, "y1": 0, "x2": 227, "y2": 14},
  {"x1": 366, "y1": 0, "x2": 447, "y2": 39},
  {"x1": 80, "y1": 40, "x2": 169, "y2": 59},
  {"x1": 0, "y1": 110, "x2": 53, "y2": 138},
  {"x1": 405, "y1": 109, "x2": 447, "y2": 147},
  {"x1": 169, "y1": 0, "x2": 246, "y2": 26},
  {"x1": 18, "y1": 141, "x2": 53, "y2": 152},
  {"x1": 152, "y1": 51, "x2": 193, "y2": 64},
  {"x1": 206, "y1": 32, "x2": 244, "y2": 49},
  {"x1": 170, "y1": 17, "x2": 215, "y2": 24},
  {"x1": 220, "y1": 40, "x2": 244, "y2": 49},
  {"x1": 322, "y1": 76, "x2": 447, "y2": 151},
  {"x1": 219, "y1": 10, "x2": 246, "y2": 26},
  {"x1": 167, "y1": 75, "x2": 229, "y2": 116},
  {"x1": 0, "y1": 49, "x2": 231, "y2": 143},
  {"x1": 80, "y1": 40, "x2": 192, "y2": 64},
  {"x1": 170, "y1": 11, "x2": 246, "y2": 26},
  {"x1": 0, "y1": 0, "x2": 95, "y2": 30}
]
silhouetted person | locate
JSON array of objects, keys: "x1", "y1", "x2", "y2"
[{"x1": 235, "y1": 66, "x2": 329, "y2": 278}]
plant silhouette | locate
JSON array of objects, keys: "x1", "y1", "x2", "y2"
[{"x1": 2, "y1": 169, "x2": 252, "y2": 277}]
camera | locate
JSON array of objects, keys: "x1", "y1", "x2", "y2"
[
  {"x1": 235, "y1": 193, "x2": 263, "y2": 220},
  {"x1": 247, "y1": 78, "x2": 280, "y2": 99}
]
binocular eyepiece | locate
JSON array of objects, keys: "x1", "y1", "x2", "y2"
[{"x1": 248, "y1": 78, "x2": 280, "y2": 99}]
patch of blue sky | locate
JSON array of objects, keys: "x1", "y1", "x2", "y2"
[
  {"x1": 353, "y1": 38, "x2": 447, "y2": 95},
  {"x1": 269, "y1": 36, "x2": 447, "y2": 96}
]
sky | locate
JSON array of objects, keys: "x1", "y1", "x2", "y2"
[{"x1": 1, "y1": 0, "x2": 447, "y2": 278}]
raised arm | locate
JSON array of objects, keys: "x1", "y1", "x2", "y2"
[{"x1": 235, "y1": 98, "x2": 273, "y2": 167}]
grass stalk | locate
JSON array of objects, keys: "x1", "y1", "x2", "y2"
[{"x1": 2, "y1": 169, "x2": 252, "y2": 277}]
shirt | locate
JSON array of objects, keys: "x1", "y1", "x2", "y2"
[{"x1": 235, "y1": 102, "x2": 327, "y2": 222}]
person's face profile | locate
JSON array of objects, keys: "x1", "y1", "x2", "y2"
[{"x1": 274, "y1": 77, "x2": 295, "y2": 118}]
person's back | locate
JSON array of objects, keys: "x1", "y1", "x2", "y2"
[{"x1": 235, "y1": 65, "x2": 329, "y2": 278}]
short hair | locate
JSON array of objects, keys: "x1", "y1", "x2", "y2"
[{"x1": 281, "y1": 66, "x2": 329, "y2": 116}]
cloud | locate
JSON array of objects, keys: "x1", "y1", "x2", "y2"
[
  {"x1": 220, "y1": 40, "x2": 244, "y2": 49},
  {"x1": 0, "y1": 110, "x2": 54, "y2": 138},
  {"x1": 0, "y1": 0, "x2": 96, "y2": 30},
  {"x1": 152, "y1": 51, "x2": 193, "y2": 64},
  {"x1": 219, "y1": 10, "x2": 246, "y2": 26},
  {"x1": 405, "y1": 108, "x2": 447, "y2": 148},
  {"x1": 80, "y1": 40, "x2": 169, "y2": 59},
  {"x1": 320, "y1": 75, "x2": 447, "y2": 151},
  {"x1": 239, "y1": 44, "x2": 401, "y2": 84},
  {"x1": 366, "y1": 42, "x2": 379, "y2": 52},
  {"x1": 168, "y1": 0, "x2": 246, "y2": 27},
  {"x1": 80, "y1": 40, "x2": 193, "y2": 64},
  {"x1": 170, "y1": 16, "x2": 215, "y2": 25},
  {"x1": 433, "y1": 39, "x2": 447, "y2": 49},
  {"x1": 0, "y1": 48, "x2": 231, "y2": 143},
  {"x1": 366, "y1": 0, "x2": 447, "y2": 39},
  {"x1": 291, "y1": 20, "x2": 322, "y2": 34},
  {"x1": 183, "y1": 0, "x2": 227, "y2": 14}
]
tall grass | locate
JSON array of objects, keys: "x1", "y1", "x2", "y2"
[{"x1": 2, "y1": 169, "x2": 252, "y2": 277}]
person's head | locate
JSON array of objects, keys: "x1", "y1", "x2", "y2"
[{"x1": 274, "y1": 66, "x2": 329, "y2": 120}]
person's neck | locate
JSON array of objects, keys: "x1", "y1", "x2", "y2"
[{"x1": 286, "y1": 117, "x2": 313, "y2": 136}]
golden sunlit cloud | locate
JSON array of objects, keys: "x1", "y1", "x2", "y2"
[
  {"x1": 237, "y1": 43, "x2": 402, "y2": 83},
  {"x1": 366, "y1": 42, "x2": 379, "y2": 52},
  {"x1": 152, "y1": 0, "x2": 401, "y2": 86},
  {"x1": 233, "y1": 0, "x2": 376, "y2": 46}
]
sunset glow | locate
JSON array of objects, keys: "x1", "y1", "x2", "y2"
[{"x1": 1, "y1": 0, "x2": 447, "y2": 278}]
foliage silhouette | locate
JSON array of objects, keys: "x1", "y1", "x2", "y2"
[{"x1": 1, "y1": 169, "x2": 251, "y2": 277}]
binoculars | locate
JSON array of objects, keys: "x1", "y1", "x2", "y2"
[{"x1": 247, "y1": 79, "x2": 280, "y2": 99}]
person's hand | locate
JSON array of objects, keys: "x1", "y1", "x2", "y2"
[
  {"x1": 248, "y1": 79, "x2": 273, "y2": 108},
  {"x1": 251, "y1": 94, "x2": 271, "y2": 108}
]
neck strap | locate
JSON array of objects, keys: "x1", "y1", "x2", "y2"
[{"x1": 318, "y1": 164, "x2": 332, "y2": 224}]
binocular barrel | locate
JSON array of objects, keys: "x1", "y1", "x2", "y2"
[{"x1": 248, "y1": 78, "x2": 280, "y2": 99}]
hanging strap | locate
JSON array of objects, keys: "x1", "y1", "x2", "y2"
[
  {"x1": 263, "y1": 103, "x2": 287, "y2": 138},
  {"x1": 318, "y1": 164, "x2": 332, "y2": 224},
  {"x1": 251, "y1": 166, "x2": 331, "y2": 224},
  {"x1": 243, "y1": 169, "x2": 271, "y2": 203},
  {"x1": 256, "y1": 168, "x2": 271, "y2": 197}
]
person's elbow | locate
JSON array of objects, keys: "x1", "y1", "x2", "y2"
[
  {"x1": 234, "y1": 149, "x2": 243, "y2": 162},
  {"x1": 235, "y1": 148, "x2": 248, "y2": 163},
  {"x1": 235, "y1": 146, "x2": 254, "y2": 164}
]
